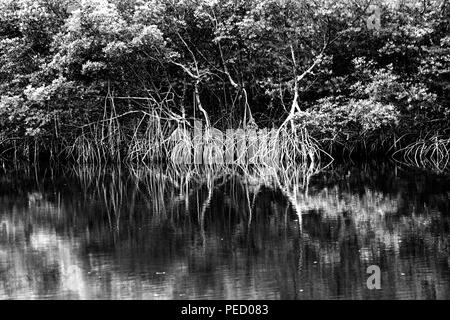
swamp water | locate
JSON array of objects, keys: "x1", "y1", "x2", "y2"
[{"x1": 0, "y1": 162, "x2": 449, "y2": 299}]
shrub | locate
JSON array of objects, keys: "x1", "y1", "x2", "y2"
[{"x1": 294, "y1": 97, "x2": 399, "y2": 154}]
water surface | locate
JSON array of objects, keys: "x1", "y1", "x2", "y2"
[{"x1": 0, "y1": 163, "x2": 449, "y2": 299}]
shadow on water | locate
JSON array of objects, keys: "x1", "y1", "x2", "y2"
[{"x1": 0, "y1": 162, "x2": 449, "y2": 299}]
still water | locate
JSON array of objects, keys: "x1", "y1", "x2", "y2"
[{"x1": 0, "y1": 162, "x2": 449, "y2": 299}]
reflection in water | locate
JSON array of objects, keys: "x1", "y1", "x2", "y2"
[{"x1": 0, "y1": 163, "x2": 449, "y2": 299}]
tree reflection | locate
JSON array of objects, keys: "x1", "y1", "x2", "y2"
[{"x1": 0, "y1": 162, "x2": 449, "y2": 299}]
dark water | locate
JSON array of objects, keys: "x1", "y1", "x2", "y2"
[{"x1": 0, "y1": 163, "x2": 449, "y2": 300}]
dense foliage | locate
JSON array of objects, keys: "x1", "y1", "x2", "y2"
[{"x1": 0, "y1": 0, "x2": 449, "y2": 163}]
